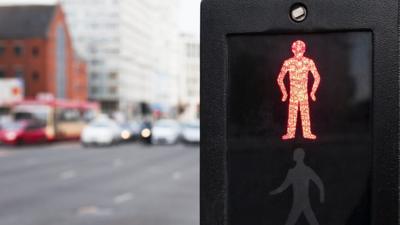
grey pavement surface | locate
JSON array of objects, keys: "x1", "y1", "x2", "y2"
[{"x1": 0, "y1": 142, "x2": 199, "y2": 225}]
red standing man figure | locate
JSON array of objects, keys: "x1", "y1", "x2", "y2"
[{"x1": 277, "y1": 40, "x2": 321, "y2": 140}]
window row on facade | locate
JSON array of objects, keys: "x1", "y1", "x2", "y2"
[
  {"x1": 0, "y1": 67, "x2": 40, "y2": 81},
  {"x1": 0, "y1": 44, "x2": 40, "y2": 57}
]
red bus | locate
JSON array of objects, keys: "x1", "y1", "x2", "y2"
[{"x1": 9, "y1": 99, "x2": 99, "y2": 141}]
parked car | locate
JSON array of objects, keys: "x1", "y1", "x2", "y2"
[
  {"x1": 0, "y1": 120, "x2": 47, "y2": 145},
  {"x1": 129, "y1": 121, "x2": 142, "y2": 140},
  {"x1": 81, "y1": 119, "x2": 121, "y2": 147},
  {"x1": 151, "y1": 119, "x2": 181, "y2": 145},
  {"x1": 181, "y1": 120, "x2": 200, "y2": 144},
  {"x1": 139, "y1": 121, "x2": 153, "y2": 144},
  {"x1": 119, "y1": 123, "x2": 134, "y2": 142},
  {"x1": 0, "y1": 116, "x2": 12, "y2": 130},
  {"x1": 118, "y1": 121, "x2": 141, "y2": 142}
]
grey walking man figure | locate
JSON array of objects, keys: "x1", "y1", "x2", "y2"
[{"x1": 270, "y1": 148, "x2": 325, "y2": 225}]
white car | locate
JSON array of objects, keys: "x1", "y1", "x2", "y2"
[
  {"x1": 181, "y1": 120, "x2": 200, "y2": 144},
  {"x1": 81, "y1": 119, "x2": 121, "y2": 146},
  {"x1": 151, "y1": 120, "x2": 181, "y2": 145}
]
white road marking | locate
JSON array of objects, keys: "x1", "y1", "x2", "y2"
[
  {"x1": 60, "y1": 170, "x2": 77, "y2": 180},
  {"x1": 113, "y1": 193, "x2": 134, "y2": 205},
  {"x1": 77, "y1": 206, "x2": 114, "y2": 216},
  {"x1": 0, "y1": 151, "x2": 12, "y2": 158}
]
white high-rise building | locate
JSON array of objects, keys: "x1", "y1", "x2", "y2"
[
  {"x1": 178, "y1": 33, "x2": 200, "y2": 119},
  {"x1": 60, "y1": 0, "x2": 180, "y2": 114},
  {"x1": 150, "y1": 1, "x2": 180, "y2": 110}
]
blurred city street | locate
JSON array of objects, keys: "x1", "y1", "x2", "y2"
[
  {"x1": 0, "y1": 143, "x2": 199, "y2": 225},
  {"x1": 0, "y1": 0, "x2": 201, "y2": 223}
]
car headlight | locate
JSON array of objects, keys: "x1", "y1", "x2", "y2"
[
  {"x1": 121, "y1": 130, "x2": 131, "y2": 140},
  {"x1": 141, "y1": 128, "x2": 151, "y2": 138},
  {"x1": 5, "y1": 132, "x2": 17, "y2": 140}
]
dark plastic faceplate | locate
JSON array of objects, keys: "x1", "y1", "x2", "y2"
[{"x1": 201, "y1": 0, "x2": 399, "y2": 225}]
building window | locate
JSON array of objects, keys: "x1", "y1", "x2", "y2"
[
  {"x1": 91, "y1": 72, "x2": 99, "y2": 79},
  {"x1": 109, "y1": 72, "x2": 117, "y2": 80},
  {"x1": 91, "y1": 59, "x2": 102, "y2": 66},
  {"x1": 186, "y1": 43, "x2": 199, "y2": 58},
  {"x1": 109, "y1": 86, "x2": 117, "y2": 94},
  {"x1": 91, "y1": 86, "x2": 99, "y2": 94},
  {"x1": 88, "y1": 45, "x2": 98, "y2": 54},
  {"x1": 0, "y1": 69, "x2": 5, "y2": 78},
  {"x1": 32, "y1": 71, "x2": 39, "y2": 81},
  {"x1": 32, "y1": 47, "x2": 39, "y2": 57},
  {"x1": 15, "y1": 68, "x2": 24, "y2": 79},
  {"x1": 14, "y1": 45, "x2": 23, "y2": 56}
]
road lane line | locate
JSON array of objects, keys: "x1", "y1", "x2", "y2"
[
  {"x1": 77, "y1": 206, "x2": 114, "y2": 216},
  {"x1": 113, "y1": 193, "x2": 134, "y2": 204},
  {"x1": 60, "y1": 170, "x2": 77, "y2": 180},
  {"x1": 0, "y1": 151, "x2": 12, "y2": 158}
]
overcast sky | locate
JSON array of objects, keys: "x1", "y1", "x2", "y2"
[
  {"x1": 178, "y1": 0, "x2": 200, "y2": 35},
  {"x1": 0, "y1": 0, "x2": 201, "y2": 35}
]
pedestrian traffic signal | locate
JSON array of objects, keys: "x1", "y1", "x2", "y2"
[
  {"x1": 270, "y1": 149, "x2": 324, "y2": 225},
  {"x1": 227, "y1": 31, "x2": 373, "y2": 225},
  {"x1": 201, "y1": 1, "x2": 399, "y2": 225},
  {"x1": 277, "y1": 40, "x2": 320, "y2": 140}
]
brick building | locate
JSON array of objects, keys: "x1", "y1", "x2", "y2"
[{"x1": 0, "y1": 4, "x2": 87, "y2": 101}]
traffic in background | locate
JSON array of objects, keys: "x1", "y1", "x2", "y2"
[{"x1": 0, "y1": 97, "x2": 199, "y2": 147}]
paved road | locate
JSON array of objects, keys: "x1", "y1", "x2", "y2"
[{"x1": 0, "y1": 142, "x2": 199, "y2": 225}]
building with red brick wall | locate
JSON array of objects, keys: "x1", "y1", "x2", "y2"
[
  {"x1": 0, "y1": 4, "x2": 88, "y2": 101},
  {"x1": 71, "y1": 56, "x2": 88, "y2": 101}
]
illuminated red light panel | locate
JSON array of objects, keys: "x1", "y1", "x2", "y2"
[{"x1": 277, "y1": 40, "x2": 320, "y2": 140}]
